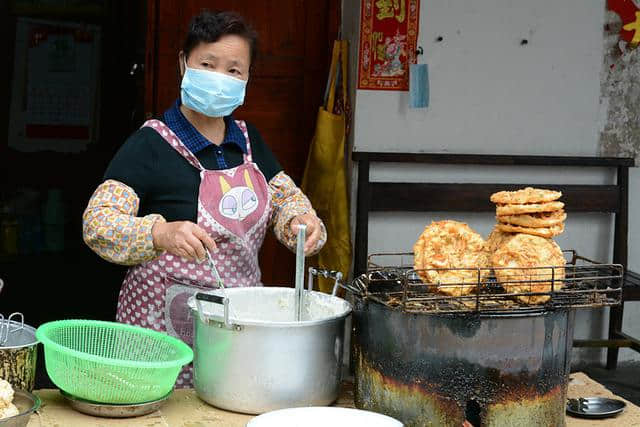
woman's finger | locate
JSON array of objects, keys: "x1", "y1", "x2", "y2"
[
  {"x1": 299, "y1": 217, "x2": 319, "y2": 254},
  {"x1": 192, "y1": 225, "x2": 217, "y2": 254},
  {"x1": 291, "y1": 215, "x2": 314, "y2": 233},
  {"x1": 304, "y1": 217, "x2": 318, "y2": 237},
  {"x1": 176, "y1": 233, "x2": 198, "y2": 259},
  {"x1": 304, "y1": 218, "x2": 316, "y2": 235},
  {"x1": 305, "y1": 223, "x2": 320, "y2": 253},
  {"x1": 177, "y1": 246, "x2": 194, "y2": 260},
  {"x1": 290, "y1": 215, "x2": 320, "y2": 254},
  {"x1": 185, "y1": 233, "x2": 206, "y2": 261},
  {"x1": 185, "y1": 245, "x2": 199, "y2": 261},
  {"x1": 290, "y1": 217, "x2": 302, "y2": 231}
]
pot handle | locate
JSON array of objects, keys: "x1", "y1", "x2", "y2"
[
  {"x1": 308, "y1": 268, "x2": 368, "y2": 296},
  {"x1": 309, "y1": 268, "x2": 355, "y2": 296},
  {"x1": 308, "y1": 268, "x2": 342, "y2": 296},
  {"x1": 195, "y1": 292, "x2": 234, "y2": 329}
]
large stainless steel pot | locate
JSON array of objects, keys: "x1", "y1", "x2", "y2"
[{"x1": 188, "y1": 286, "x2": 351, "y2": 414}]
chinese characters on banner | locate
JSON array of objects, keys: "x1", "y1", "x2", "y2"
[{"x1": 358, "y1": 0, "x2": 420, "y2": 91}]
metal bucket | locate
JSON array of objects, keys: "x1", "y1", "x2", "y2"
[
  {"x1": 188, "y1": 286, "x2": 352, "y2": 414},
  {"x1": 0, "y1": 320, "x2": 38, "y2": 392},
  {"x1": 352, "y1": 296, "x2": 575, "y2": 427}
]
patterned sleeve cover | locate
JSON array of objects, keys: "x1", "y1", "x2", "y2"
[
  {"x1": 268, "y1": 171, "x2": 327, "y2": 255},
  {"x1": 82, "y1": 179, "x2": 165, "y2": 265}
]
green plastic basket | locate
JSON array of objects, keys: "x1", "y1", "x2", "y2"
[{"x1": 36, "y1": 320, "x2": 193, "y2": 404}]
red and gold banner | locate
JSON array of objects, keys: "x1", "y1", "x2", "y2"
[
  {"x1": 358, "y1": 0, "x2": 420, "y2": 91},
  {"x1": 608, "y1": 0, "x2": 640, "y2": 47}
]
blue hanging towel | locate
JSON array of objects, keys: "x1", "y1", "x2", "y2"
[{"x1": 409, "y1": 63, "x2": 429, "y2": 109}]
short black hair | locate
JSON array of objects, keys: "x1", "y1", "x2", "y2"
[{"x1": 182, "y1": 10, "x2": 258, "y2": 65}]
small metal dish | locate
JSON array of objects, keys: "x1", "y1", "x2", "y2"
[
  {"x1": 60, "y1": 390, "x2": 171, "y2": 418},
  {"x1": 567, "y1": 397, "x2": 626, "y2": 419},
  {"x1": 0, "y1": 389, "x2": 41, "y2": 427}
]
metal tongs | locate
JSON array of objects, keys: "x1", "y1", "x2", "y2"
[
  {"x1": 197, "y1": 248, "x2": 238, "y2": 324},
  {"x1": 0, "y1": 313, "x2": 25, "y2": 346},
  {"x1": 205, "y1": 248, "x2": 225, "y2": 290},
  {"x1": 0, "y1": 279, "x2": 25, "y2": 346}
]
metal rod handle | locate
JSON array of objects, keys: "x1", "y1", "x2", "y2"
[{"x1": 294, "y1": 224, "x2": 306, "y2": 321}]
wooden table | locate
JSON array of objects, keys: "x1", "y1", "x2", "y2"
[{"x1": 25, "y1": 373, "x2": 640, "y2": 426}]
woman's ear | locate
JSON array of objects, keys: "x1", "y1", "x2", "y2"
[{"x1": 178, "y1": 51, "x2": 186, "y2": 77}]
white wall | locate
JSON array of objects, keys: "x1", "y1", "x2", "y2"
[
  {"x1": 353, "y1": 0, "x2": 604, "y2": 155},
  {"x1": 343, "y1": 0, "x2": 640, "y2": 365}
]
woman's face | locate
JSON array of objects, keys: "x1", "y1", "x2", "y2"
[{"x1": 181, "y1": 34, "x2": 251, "y2": 81}]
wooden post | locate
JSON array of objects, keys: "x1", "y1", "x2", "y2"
[
  {"x1": 354, "y1": 155, "x2": 370, "y2": 276},
  {"x1": 607, "y1": 165, "x2": 629, "y2": 370}
]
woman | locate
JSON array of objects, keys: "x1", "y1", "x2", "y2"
[{"x1": 82, "y1": 10, "x2": 326, "y2": 387}]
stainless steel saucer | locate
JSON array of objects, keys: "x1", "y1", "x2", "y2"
[
  {"x1": 60, "y1": 390, "x2": 171, "y2": 418},
  {"x1": 566, "y1": 397, "x2": 626, "y2": 419}
]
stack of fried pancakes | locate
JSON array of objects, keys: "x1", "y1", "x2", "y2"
[
  {"x1": 413, "y1": 188, "x2": 566, "y2": 304},
  {"x1": 488, "y1": 187, "x2": 566, "y2": 304},
  {"x1": 492, "y1": 187, "x2": 565, "y2": 238}
]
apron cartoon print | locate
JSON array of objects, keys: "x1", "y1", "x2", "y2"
[{"x1": 116, "y1": 119, "x2": 271, "y2": 387}]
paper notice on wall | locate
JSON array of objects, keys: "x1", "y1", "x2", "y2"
[{"x1": 8, "y1": 18, "x2": 101, "y2": 152}]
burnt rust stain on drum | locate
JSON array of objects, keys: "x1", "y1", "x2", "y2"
[
  {"x1": 354, "y1": 347, "x2": 464, "y2": 427},
  {"x1": 484, "y1": 383, "x2": 567, "y2": 427},
  {"x1": 354, "y1": 348, "x2": 568, "y2": 427},
  {"x1": 351, "y1": 297, "x2": 573, "y2": 426}
]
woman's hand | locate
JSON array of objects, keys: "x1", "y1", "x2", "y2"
[
  {"x1": 290, "y1": 214, "x2": 322, "y2": 255},
  {"x1": 152, "y1": 221, "x2": 217, "y2": 261}
]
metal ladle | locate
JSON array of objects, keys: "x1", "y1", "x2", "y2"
[
  {"x1": 204, "y1": 249, "x2": 238, "y2": 319},
  {"x1": 205, "y1": 249, "x2": 224, "y2": 289}
]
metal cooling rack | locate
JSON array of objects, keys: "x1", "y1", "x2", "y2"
[{"x1": 347, "y1": 251, "x2": 623, "y2": 314}]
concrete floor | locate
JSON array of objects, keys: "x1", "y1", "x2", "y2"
[{"x1": 578, "y1": 361, "x2": 640, "y2": 406}]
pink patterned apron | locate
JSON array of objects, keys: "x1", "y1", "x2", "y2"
[{"x1": 116, "y1": 119, "x2": 271, "y2": 388}]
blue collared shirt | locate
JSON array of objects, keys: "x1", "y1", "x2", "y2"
[{"x1": 163, "y1": 99, "x2": 247, "y2": 168}]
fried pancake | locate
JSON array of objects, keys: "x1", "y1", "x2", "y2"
[
  {"x1": 496, "y1": 201, "x2": 565, "y2": 216},
  {"x1": 484, "y1": 227, "x2": 516, "y2": 254},
  {"x1": 413, "y1": 220, "x2": 489, "y2": 296},
  {"x1": 497, "y1": 210, "x2": 566, "y2": 228},
  {"x1": 490, "y1": 187, "x2": 562, "y2": 204},
  {"x1": 496, "y1": 222, "x2": 564, "y2": 238},
  {"x1": 491, "y1": 234, "x2": 565, "y2": 304}
]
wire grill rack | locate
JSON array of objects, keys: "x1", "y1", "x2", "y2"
[{"x1": 346, "y1": 251, "x2": 623, "y2": 314}]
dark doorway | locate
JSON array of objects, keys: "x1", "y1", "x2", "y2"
[{"x1": 1, "y1": 1, "x2": 147, "y2": 388}]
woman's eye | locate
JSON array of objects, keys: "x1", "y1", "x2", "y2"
[
  {"x1": 201, "y1": 62, "x2": 210, "y2": 68},
  {"x1": 230, "y1": 69, "x2": 240, "y2": 75}
]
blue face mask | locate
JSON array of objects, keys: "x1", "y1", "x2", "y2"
[{"x1": 180, "y1": 60, "x2": 247, "y2": 117}]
